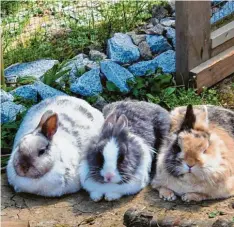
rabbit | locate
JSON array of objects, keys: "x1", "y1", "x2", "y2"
[
  {"x1": 7, "y1": 96, "x2": 104, "y2": 197},
  {"x1": 79, "y1": 100, "x2": 171, "y2": 201},
  {"x1": 151, "y1": 104, "x2": 234, "y2": 202}
]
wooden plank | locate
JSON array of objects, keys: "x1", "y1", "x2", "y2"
[
  {"x1": 191, "y1": 46, "x2": 234, "y2": 93},
  {"x1": 211, "y1": 21, "x2": 234, "y2": 48},
  {"x1": 176, "y1": 1, "x2": 211, "y2": 87},
  {"x1": 1, "y1": 221, "x2": 30, "y2": 227},
  {"x1": 211, "y1": 37, "x2": 234, "y2": 57}
]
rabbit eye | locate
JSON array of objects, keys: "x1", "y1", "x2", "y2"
[
  {"x1": 118, "y1": 154, "x2": 124, "y2": 163},
  {"x1": 96, "y1": 151, "x2": 104, "y2": 166},
  {"x1": 172, "y1": 141, "x2": 181, "y2": 154},
  {"x1": 38, "y1": 149, "x2": 46, "y2": 156}
]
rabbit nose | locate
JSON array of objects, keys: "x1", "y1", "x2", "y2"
[
  {"x1": 186, "y1": 164, "x2": 194, "y2": 172},
  {"x1": 20, "y1": 161, "x2": 30, "y2": 173},
  {"x1": 105, "y1": 173, "x2": 115, "y2": 182}
]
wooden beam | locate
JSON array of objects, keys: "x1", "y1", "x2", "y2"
[
  {"x1": 211, "y1": 37, "x2": 234, "y2": 57},
  {"x1": 191, "y1": 46, "x2": 234, "y2": 93},
  {"x1": 211, "y1": 21, "x2": 234, "y2": 48},
  {"x1": 176, "y1": 1, "x2": 211, "y2": 87}
]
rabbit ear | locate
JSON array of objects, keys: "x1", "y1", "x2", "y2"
[
  {"x1": 102, "y1": 112, "x2": 117, "y2": 135},
  {"x1": 113, "y1": 114, "x2": 128, "y2": 136},
  {"x1": 180, "y1": 104, "x2": 196, "y2": 131},
  {"x1": 37, "y1": 110, "x2": 58, "y2": 140}
]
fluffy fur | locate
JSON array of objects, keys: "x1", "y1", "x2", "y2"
[
  {"x1": 79, "y1": 100, "x2": 171, "y2": 201},
  {"x1": 152, "y1": 105, "x2": 234, "y2": 202},
  {"x1": 7, "y1": 96, "x2": 104, "y2": 197}
]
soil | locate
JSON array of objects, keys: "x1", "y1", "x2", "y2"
[{"x1": 1, "y1": 174, "x2": 234, "y2": 227}]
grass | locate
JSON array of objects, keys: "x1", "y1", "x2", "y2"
[{"x1": 2, "y1": 0, "x2": 157, "y2": 67}]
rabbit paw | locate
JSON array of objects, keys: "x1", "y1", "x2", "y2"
[
  {"x1": 181, "y1": 193, "x2": 208, "y2": 202},
  {"x1": 105, "y1": 193, "x2": 122, "y2": 201},
  {"x1": 159, "y1": 187, "x2": 177, "y2": 201},
  {"x1": 90, "y1": 192, "x2": 103, "y2": 202}
]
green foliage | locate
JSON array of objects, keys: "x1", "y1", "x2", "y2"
[
  {"x1": 3, "y1": 1, "x2": 157, "y2": 67},
  {"x1": 101, "y1": 73, "x2": 219, "y2": 110},
  {"x1": 17, "y1": 76, "x2": 37, "y2": 86}
]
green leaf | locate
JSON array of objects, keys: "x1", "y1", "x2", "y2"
[
  {"x1": 208, "y1": 211, "x2": 219, "y2": 218},
  {"x1": 106, "y1": 81, "x2": 119, "y2": 92},
  {"x1": 164, "y1": 87, "x2": 176, "y2": 97}
]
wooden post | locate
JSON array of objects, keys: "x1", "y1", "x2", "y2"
[
  {"x1": 176, "y1": 1, "x2": 211, "y2": 87},
  {"x1": 1, "y1": 42, "x2": 6, "y2": 90}
]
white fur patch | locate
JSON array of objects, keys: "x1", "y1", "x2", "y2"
[{"x1": 101, "y1": 137, "x2": 121, "y2": 183}]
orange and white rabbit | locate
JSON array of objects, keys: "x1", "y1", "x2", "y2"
[{"x1": 151, "y1": 105, "x2": 234, "y2": 202}]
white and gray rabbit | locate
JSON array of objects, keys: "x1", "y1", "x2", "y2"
[
  {"x1": 79, "y1": 100, "x2": 170, "y2": 201},
  {"x1": 7, "y1": 96, "x2": 104, "y2": 197}
]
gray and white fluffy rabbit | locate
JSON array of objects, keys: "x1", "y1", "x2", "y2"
[
  {"x1": 7, "y1": 96, "x2": 104, "y2": 197},
  {"x1": 79, "y1": 100, "x2": 170, "y2": 201}
]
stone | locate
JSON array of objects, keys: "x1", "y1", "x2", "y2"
[
  {"x1": 107, "y1": 33, "x2": 140, "y2": 64},
  {"x1": 58, "y1": 54, "x2": 98, "y2": 84},
  {"x1": 70, "y1": 68, "x2": 102, "y2": 96},
  {"x1": 1, "y1": 101, "x2": 25, "y2": 123},
  {"x1": 89, "y1": 50, "x2": 107, "y2": 61},
  {"x1": 211, "y1": 1, "x2": 234, "y2": 24},
  {"x1": 128, "y1": 60, "x2": 158, "y2": 77},
  {"x1": 212, "y1": 219, "x2": 233, "y2": 227},
  {"x1": 165, "y1": 27, "x2": 176, "y2": 48},
  {"x1": 160, "y1": 17, "x2": 175, "y2": 27},
  {"x1": 130, "y1": 33, "x2": 146, "y2": 46},
  {"x1": 1, "y1": 89, "x2": 14, "y2": 103},
  {"x1": 93, "y1": 96, "x2": 108, "y2": 111},
  {"x1": 151, "y1": 18, "x2": 160, "y2": 26},
  {"x1": 138, "y1": 41, "x2": 153, "y2": 60},
  {"x1": 146, "y1": 35, "x2": 172, "y2": 54},
  {"x1": 146, "y1": 23, "x2": 165, "y2": 35},
  {"x1": 152, "y1": 5, "x2": 168, "y2": 19},
  {"x1": 10, "y1": 85, "x2": 38, "y2": 102},
  {"x1": 33, "y1": 81, "x2": 67, "y2": 100},
  {"x1": 4, "y1": 59, "x2": 59, "y2": 82},
  {"x1": 153, "y1": 50, "x2": 175, "y2": 73},
  {"x1": 100, "y1": 61, "x2": 134, "y2": 92},
  {"x1": 168, "y1": 0, "x2": 175, "y2": 12}
]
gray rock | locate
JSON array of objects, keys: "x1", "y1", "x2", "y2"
[
  {"x1": 168, "y1": 0, "x2": 175, "y2": 12},
  {"x1": 10, "y1": 85, "x2": 38, "y2": 102},
  {"x1": 165, "y1": 27, "x2": 176, "y2": 48},
  {"x1": 128, "y1": 60, "x2": 158, "y2": 77},
  {"x1": 70, "y1": 68, "x2": 102, "y2": 96},
  {"x1": 212, "y1": 219, "x2": 233, "y2": 227},
  {"x1": 152, "y1": 5, "x2": 168, "y2": 19},
  {"x1": 160, "y1": 17, "x2": 175, "y2": 27},
  {"x1": 89, "y1": 50, "x2": 107, "y2": 61},
  {"x1": 138, "y1": 41, "x2": 153, "y2": 60},
  {"x1": 130, "y1": 33, "x2": 146, "y2": 46},
  {"x1": 153, "y1": 50, "x2": 175, "y2": 73},
  {"x1": 151, "y1": 18, "x2": 160, "y2": 26},
  {"x1": 1, "y1": 89, "x2": 14, "y2": 103},
  {"x1": 33, "y1": 81, "x2": 67, "y2": 100},
  {"x1": 93, "y1": 96, "x2": 108, "y2": 111},
  {"x1": 146, "y1": 35, "x2": 172, "y2": 54},
  {"x1": 58, "y1": 54, "x2": 98, "y2": 84},
  {"x1": 100, "y1": 61, "x2": 134, "y2": 92},
  {"x1": 146, "y1": 23, "x2": 165, "y2": 35},
  {"x1": 1, "y1": 101, "x2": 25, "y2": 123},
  {"x1": 4, "y1": 59, "x2": 59, "y2": 82},
  {"x1": 107, "y1": 33, "x2": 140, "y2": 64}
]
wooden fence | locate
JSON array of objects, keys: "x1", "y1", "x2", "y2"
[{"x1": 176, "y1": 1, "x2": 234, "y2": 93}]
